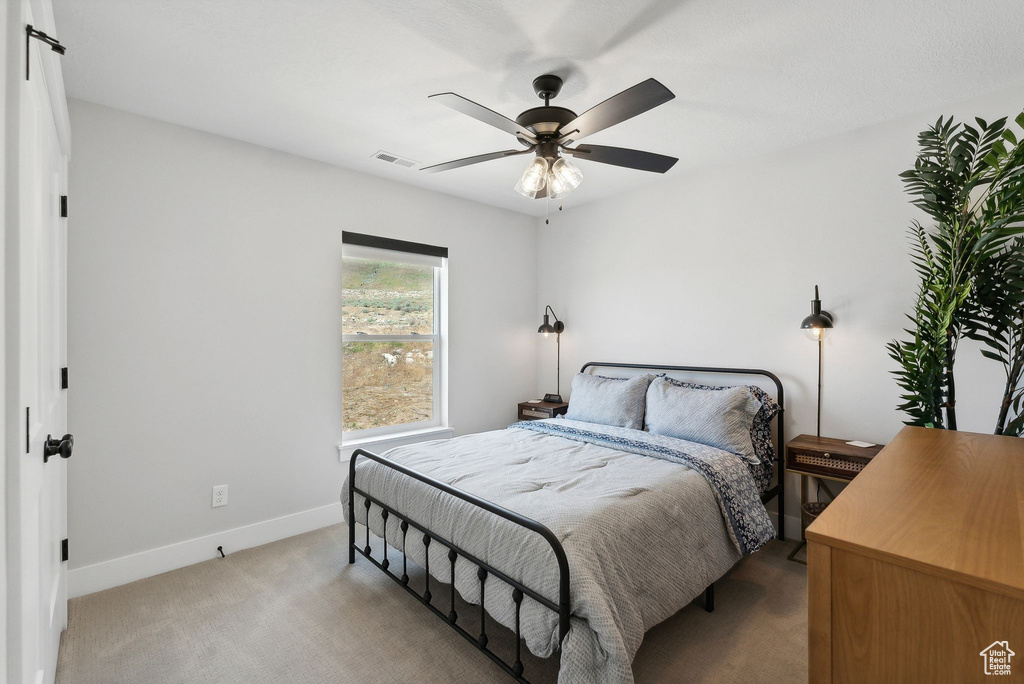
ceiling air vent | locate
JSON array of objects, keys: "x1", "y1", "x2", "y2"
[{"x1": 371, "y1": 150, "x2": 418, "y2": 169}]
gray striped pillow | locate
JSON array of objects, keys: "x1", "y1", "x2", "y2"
[
  {"x1": 644, "y1": 377, "x2": 762, "y2": 462},
  {"x1": 565, "y1": 373, "x2": 653, "y2": 430}
]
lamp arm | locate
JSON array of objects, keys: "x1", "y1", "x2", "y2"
[{"x1": 544, "y1": 305, "x2": 561, "y2": 323}]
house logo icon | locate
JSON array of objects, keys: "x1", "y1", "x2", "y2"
[{"x1": 980, "y1": 641, "x2": 1014, "y2": 676}]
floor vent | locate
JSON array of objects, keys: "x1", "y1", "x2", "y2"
[{"x1": 372, "y1": 150, "x2": 418, "y2": 168}]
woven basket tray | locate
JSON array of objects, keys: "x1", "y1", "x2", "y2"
[{"x1": 801, "y1": 501, "x2": 829, "y2": 527}]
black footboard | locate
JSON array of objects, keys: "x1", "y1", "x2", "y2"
[{"x1": 348, "y1": 448, "x2": 570, "y2": 683}]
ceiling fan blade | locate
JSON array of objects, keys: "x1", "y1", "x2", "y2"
[
  {"x1": 429, "y1": 92, "x2": 537, "y2": 142},
  {"x1": 420, "y1": 148, "x2": 534, "y2": 173},
  {"x1": 564, "y1": 144, "x2": 678, "y2": 173},
  {"x1": 557, "y1": 78, "x2": 675, "y2": 142}
]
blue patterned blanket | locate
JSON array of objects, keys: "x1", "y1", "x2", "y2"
[{"x1": 510, "y1": 419, "x2": 775, "y2": 555}]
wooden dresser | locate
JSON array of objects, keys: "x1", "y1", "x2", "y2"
[{"x1": 806, "y1": 426, "x2": 1024, "y2": 683}]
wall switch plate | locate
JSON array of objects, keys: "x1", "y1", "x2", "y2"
[{"x1": 212, "y1": 485, "x2": 228, "y2": 508}]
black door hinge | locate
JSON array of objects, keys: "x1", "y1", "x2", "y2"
[
  {"x1": 61, "y1": 367, "x2": 68, "y2": 389},
  {"x1": 25, "y1": 25, "x2": 65, "y2": 81},
  {"x1": 61, "y1": 538, "x2": 68, "y2": 563},
  {"x1": 60, "y1": 195, "x2": 67, "y2": 218}
]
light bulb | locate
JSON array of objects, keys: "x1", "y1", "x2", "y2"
[
  {"x1": 547, "y1": 169, "x2": 571, "y2": 199},
  {"x1": 515, "y1": 157, "x2": 549, "y2": 197},
  {"x1": 551, "y1": 157, "x2": 583, "y2": 191},
  {"x1": 521, "y1": 158, "x2": 548, "y2": 192},
  {"x1": 543, "y1": 331, "x2": 549, "y2": 338},
  {"x1": 804, "y1": 327, "x2": 828, "y2": 341}
]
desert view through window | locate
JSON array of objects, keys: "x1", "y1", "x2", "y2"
[{"x1": 342, "y1": 255, "x2": 438, "y2": 433}]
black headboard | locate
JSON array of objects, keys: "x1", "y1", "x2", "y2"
[{"x1": 579, "y1": 361, "x2": 786, "y2": 540}]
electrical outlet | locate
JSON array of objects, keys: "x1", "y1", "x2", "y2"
[{"x1": 212, "y1": 485, "x2": 228, "y2": 508}]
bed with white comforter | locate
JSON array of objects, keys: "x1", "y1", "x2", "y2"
[{"x1": 342, "y1": 418, "x2": 775, "y2": 684}]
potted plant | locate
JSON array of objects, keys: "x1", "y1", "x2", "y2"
[{"x1": 888, "y1": 112, "x2": 1024, "y2": 434}]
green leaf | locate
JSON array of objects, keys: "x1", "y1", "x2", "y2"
[{"x1": 892, "y1": 109, "x2": 1024, "y2": 432}]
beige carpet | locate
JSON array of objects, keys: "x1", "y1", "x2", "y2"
[{"x1": 56, "y1": 525, "x2": 807, "y2": 683}]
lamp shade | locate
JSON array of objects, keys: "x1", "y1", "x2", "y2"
[
  {"x1": 800, "y1": 285, "x2": 834, "y2": 340},
  {"x1": 538, "y1": 313, "x2": 565, "y2": 336},
  {"x1": 515, "y1": 157, "x2": 549, "y2": 198},
  {"x1": 546, "y1": 169, "x2": 571, "y2": 199},
  {"x1": 551, "y1": 157, "x2": 583, "y2": 189},
  {"x1": 548, "y1": 158, "x2": 583, "y2": 199}
]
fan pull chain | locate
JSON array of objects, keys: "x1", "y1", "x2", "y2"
[{"x1": 545, "y1": 194, "x2": 550, "y2": 225}]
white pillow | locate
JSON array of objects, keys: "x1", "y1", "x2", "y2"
[
  {"x1": 564, "y1": 373, "x2": 653, "y2": 430},
  {"x1": 644, "y1": 377, "x2": 762, "y2": 462}
]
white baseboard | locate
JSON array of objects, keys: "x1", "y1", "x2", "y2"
[
  {"x1": 69, "y1": 503, "x2": 798, "y2": 599},
  {"x1": 68, "y1": 502, "x2": 343, "y2": 598},
  {"x1": 769, "y1": 511, "x2": 802, "y2": 541}
]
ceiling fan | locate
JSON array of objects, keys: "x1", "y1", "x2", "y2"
[{"x1": 421, "y1": 74, "x2": 678, "y2": 200}]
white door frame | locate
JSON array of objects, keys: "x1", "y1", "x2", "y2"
[{"x1": 4, "y1": 0, "x2": 71, "y2": 682}]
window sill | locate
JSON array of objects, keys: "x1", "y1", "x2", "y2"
[{"x1": 338, "y1": 426, "x2": 454, "y2": 459}]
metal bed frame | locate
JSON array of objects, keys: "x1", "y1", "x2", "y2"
[{"x1": 348, "y1": 362, "x2": 785, "y2": 683}]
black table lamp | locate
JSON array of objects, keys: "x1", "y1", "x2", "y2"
[
  {"x1": 800, "y1": 285, "x2": 834, "y2": 437},
  {"x1": 538, "y1": 306, "x2": 565, "y2": 403}
]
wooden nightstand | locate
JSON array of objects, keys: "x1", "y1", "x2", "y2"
[
  {"x1": 786, "y1": 434, "x2": 884, "y2": 563},
  {"x1": 517, "y1": 401, "x2": 568, "y2": 421}
]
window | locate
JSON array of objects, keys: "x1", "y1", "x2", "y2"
[{"x1": 341, "y1": 233, "x2": 446, "y2": 439}]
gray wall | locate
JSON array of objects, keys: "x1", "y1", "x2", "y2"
[
  {"x1": 67, "y1": 100, "x2": 538, "y2": 569},
  {"x1": 535, "y1": 85, "x2": 1024, "y2": 534},
  {"x1": 68, "y1": 83, "x2": 1024, "y2": 566}
]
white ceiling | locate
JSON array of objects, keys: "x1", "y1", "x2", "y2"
[{"x1": 53, "y1": 0, "x2": 1024, "y2": 217}]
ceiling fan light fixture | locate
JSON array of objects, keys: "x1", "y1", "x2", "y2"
[
  {"x1": 551, "y1": 157, "x2": 583, "y2": 192},
  {"x1": 424, "y1": 75, "x2": 678, "y2": 201},
  {"x1": 515, "y1": 156, "x2": 549, "y2": 197}
]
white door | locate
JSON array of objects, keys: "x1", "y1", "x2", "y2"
[{"x1": 9, "y1": 2, "x2": 70, "y2": 682}]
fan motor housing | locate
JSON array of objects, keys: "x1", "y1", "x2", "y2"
[{"x1": 516, "y1": 106, "x2": 577, "y2": 136}]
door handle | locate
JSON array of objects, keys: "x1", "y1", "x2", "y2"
[{"x1": 43, "y1": 433, "x2": 73, "y2": 463}]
